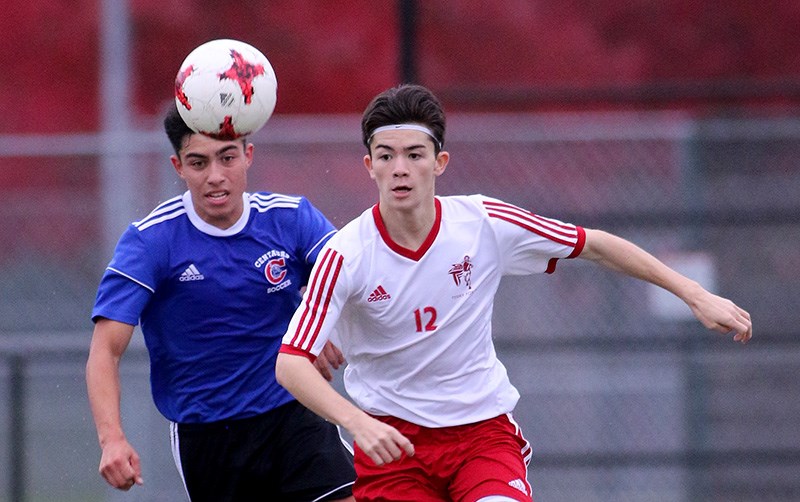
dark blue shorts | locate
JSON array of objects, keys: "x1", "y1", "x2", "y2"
[{"x1": 172, "y1": 400, "x2": 355, "y2": 501}]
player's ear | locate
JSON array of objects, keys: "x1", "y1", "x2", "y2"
[
  {"x1": 244, "y1": 143, "x2": 254, "y2": 168},
  {"x1": 170, "y1": 155, "x2": 185, "y2": 179},
  {"x1": 434, "y1": 150, "x2": 449, "y2": 177},
  {"x1": 364, "y1": 153, "x2": 376, "y2": 180}
]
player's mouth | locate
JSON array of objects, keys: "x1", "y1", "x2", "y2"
[
  {"x1": 392, "y1": 186, "x2": 412, "y2": 194},
  {"x1": 206, "y1": 190, "x2": 229, "y2": 204}
]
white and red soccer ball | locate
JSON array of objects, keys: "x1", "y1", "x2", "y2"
[{"x1": 175, "y1": 39, "x2": 277, "y2": 139}]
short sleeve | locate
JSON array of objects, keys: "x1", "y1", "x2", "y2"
[
  {"x1": 295, "y1": 197, "x2": 337, "y2": 266},
  {"x1": 479, "y1": 195, "x2": 585, "y2": 275},
  {"x1": 90, "y1": 224, "x2": 161, "y2": 324}
]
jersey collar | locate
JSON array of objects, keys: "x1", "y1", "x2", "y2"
[
  {"x1": 372, "y1": 198, "x2": 442, "y2": 261},
  {"x1": 183, "y1": 191, "x2": 250, "y2": 237}
]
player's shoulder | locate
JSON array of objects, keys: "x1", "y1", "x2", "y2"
[
  {"x1": 133, "y1": 195, "x2": 188, "y2": 233},
  {"x1": 449, "y1": 194, "x2": 527, "y2": 217},
  {"x1": 246, "y1": 192, "x2": 317, "y2": 231},
  {"x1": 327, "y1": 206, "x2": 376, "y2": 251},
  {"x1": 248, "y1": 191, "x2": 306, "y2": 213},
  {"x1": 439, "y1": 194, "x2": 500, "y2": 219}
]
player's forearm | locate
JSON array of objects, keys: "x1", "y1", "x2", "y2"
[
  {"x1": 275, "y1": 353, "x2": 365, "y2": 429},
  {"x1": 86, "y1": 319, "x2": 137, "y2": 446},
  {"x1": 580, "y1": 228, "x2": 701, "y2": 300},
  {"x1": 86, "y1": 353, "x2": 126, "y2": 446}
]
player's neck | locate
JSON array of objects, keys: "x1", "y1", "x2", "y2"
[{"x1": 380, "y1": 203, "x2": 436, "y2": 250}]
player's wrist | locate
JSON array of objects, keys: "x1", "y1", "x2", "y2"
[
  {"x1": 98, "y1": 429, "x2": 127, "y2": 448},
  {"x1": 675, "y1": 278, "x2": 705, "y2": 307},
  {"x1": 338, "y1": 407, "x2": 369, "y2": 433}
]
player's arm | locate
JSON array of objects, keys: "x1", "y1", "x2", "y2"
[
  {"x1": 313, "y1": 340, "x2": 345, "y2": 381},
  {"x1": 299, "y1": 206, "x2": 342, "y2": 382},
  {"x1": 85, "y1": 318, "x2": 144, "y2": 490},
  {"x1": 276, "y1": 351, "x2": 415, "y2": 465},
  {"x1": 579, "y1": 228, "x2": 752, "y2": 343}
]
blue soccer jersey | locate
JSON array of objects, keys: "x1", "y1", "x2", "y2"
[{"x1": 92, "y1": 191, "x2": 336, "y2": 423}]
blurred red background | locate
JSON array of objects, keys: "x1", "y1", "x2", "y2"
[{"x1": 4, "y1": 0, "x2": 800, "y2": 134}]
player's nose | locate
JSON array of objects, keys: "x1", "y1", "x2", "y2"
[
  {"x1": 391, "y1": 157, "x2": 410, "y2": 177},
  {"x1": 207, "y1": 160, "x2": 227, "y2": 181}
]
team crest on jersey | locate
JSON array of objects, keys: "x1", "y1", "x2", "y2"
[
  {"x1": 448, "y1": 255, "x2": 474, "y2": 289},
  {"x1": 254, "y1": 249, "x2": 293, "y2": 293}
]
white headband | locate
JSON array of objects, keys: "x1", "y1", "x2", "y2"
[{"x1": 369, "y1": 124, "x2": 442, "y2": 149}]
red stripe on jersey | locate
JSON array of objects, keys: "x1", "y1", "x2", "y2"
[
  {"x1": 293, "y1": 248, "x2": 334, "y2": 349},
  {"x1": 279, "y1": 343, "x2": 317, "y2": 363},
  {"x1": 484, "y1": 200, "x2": 579, "y2": 245},
  {"x1": 544, "y1": 226, "x2": 586, "y2": 273},
  {"x1": 567, "y1": 226, "x2": 586, "y2": 258},
  {"x1": 288, "y1": 247, "x2": 330, "y2": 347},
  {"x1": 290, "y1": 248, "x2": 343, "y2": 351},
  {"x1": 291, "y1": 245, "x2": 332, "y2": 346}
]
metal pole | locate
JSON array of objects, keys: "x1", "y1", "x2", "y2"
[
  {"x1": 678, "y1": 123, "x2": 710, "y2": 501},
  {"x1": 99, "y1": 3, "x2": 145, "y2": 499},
  {"x1": 9, "y1": 355, "x2": 26, "y2": 502},
  {"x1": 100, "y1": 0, "x2": 136, "y2": 260},
  {"x1": 398, "y1": 0, "x2": 418, "y2": 84}
]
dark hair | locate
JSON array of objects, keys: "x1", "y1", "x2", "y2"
[
  {"x1": 163, "y1": 105, "x2": 194, "y2": 155},
  {"x1": 163, "y1": 105, "x2": 247, "y2": 155},
  {"x1": 361, "y1": 84, "x2": 446, "y2": 154}
]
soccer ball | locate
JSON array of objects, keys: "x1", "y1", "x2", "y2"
[{"x1": 174, "y1": 39, "x2": 277, "y2": 139}]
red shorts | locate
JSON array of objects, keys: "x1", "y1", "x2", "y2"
[{"x1": 353, "y1": 413, "x2": 533, "y2": 502}]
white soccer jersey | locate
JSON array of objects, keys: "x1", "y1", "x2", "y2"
[{"x1": 281, "y1": 194, "x2": 585, "y2": 428}]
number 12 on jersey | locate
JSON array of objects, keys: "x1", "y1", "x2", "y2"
[{"x1": 414, "y1": 306, "x2": 438, "y2": 332}]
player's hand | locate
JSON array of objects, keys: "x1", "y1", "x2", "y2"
[
  {"x1": 347, "y1": 414, "x2": 415, "y2": 466},
  {"x1": 98, "y1": 438, "x2": 144, "y2": 490},
  {"x1": 688, "y1": 289, "x2": 752, "y2": 344},
  {"x1": 314, "y1": 341, "x2": 346, "y2": 381}
]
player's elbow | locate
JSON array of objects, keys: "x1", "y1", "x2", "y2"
[
  {"x1": 275, "y1": 352, "x2": 308, "y2": 391},
  {"x1": 275, "y1": 353, "x2": 292, "y2": 388}
]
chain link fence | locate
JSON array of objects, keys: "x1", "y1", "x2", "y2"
[{"x1": 0, "y1": 110, "x2": 798, "y2": 501}]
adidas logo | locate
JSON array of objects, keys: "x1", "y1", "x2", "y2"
[
  {"x1": 367, "y1": 285, "x2": 391, "y2": 302},
  {"x1": 508, "y1": 478, "x2": 528, "y2": 494},
  {"x1": 219, "y1": 92, "x2": 235, "y2": 107},
  {"x1": 179, "y1": 264, "x2": 205, "y2": 282}
]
